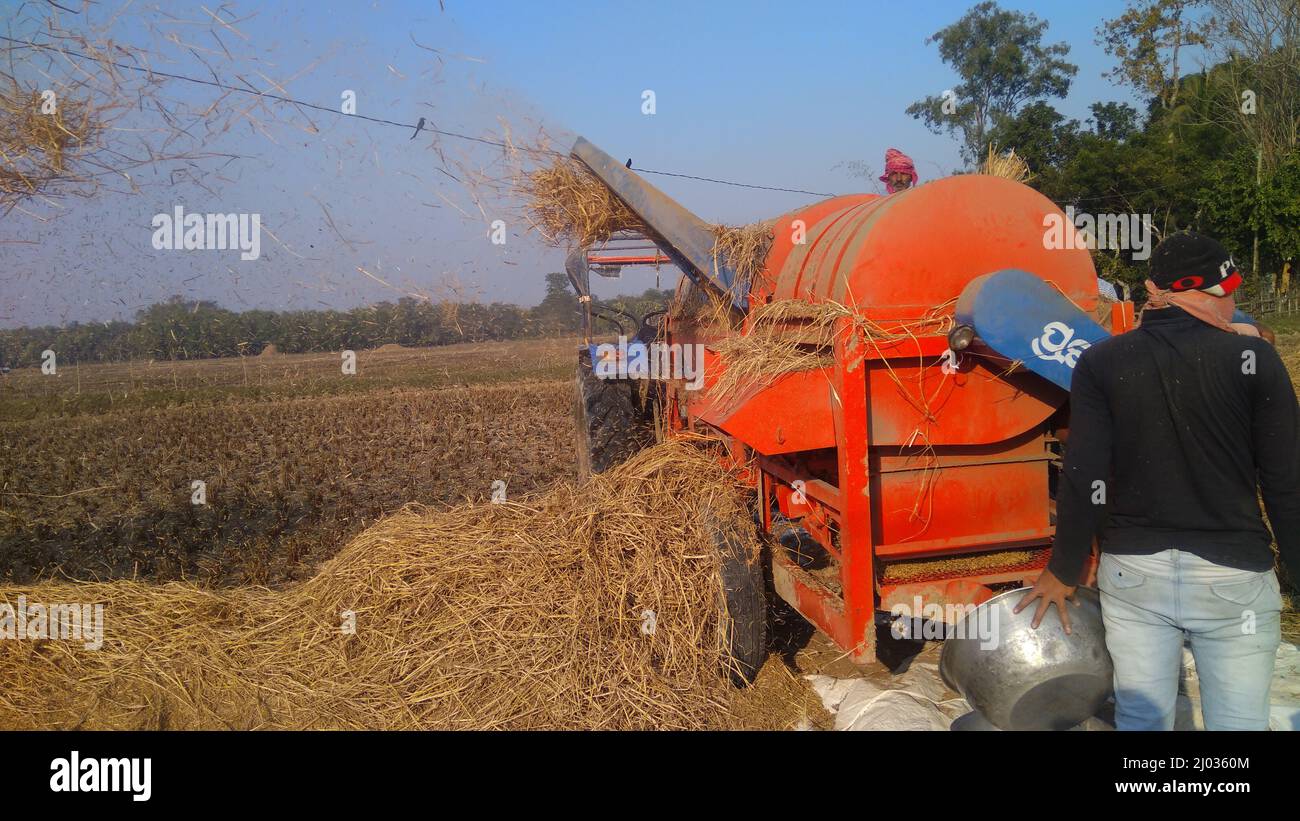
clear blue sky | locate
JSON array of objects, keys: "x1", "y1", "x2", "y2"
[{"x1": 0, "y1": 0, "x2": 1163, "y2": 328}]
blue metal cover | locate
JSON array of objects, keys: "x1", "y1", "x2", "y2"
[{"x1": 955, "y1": 268, "x2": 1110, "y2": 391}]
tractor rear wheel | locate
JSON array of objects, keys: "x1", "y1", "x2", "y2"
[
  {"x1": 573, "y1": 348, "x2": 654, "y2": 479},
  {"x1": 709, "y1": 513, "x2": 768, "y2": 686}
]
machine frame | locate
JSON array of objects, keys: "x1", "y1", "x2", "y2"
[{"x1": 565, "y1": 137, "x2": 1139, "y2": 664}]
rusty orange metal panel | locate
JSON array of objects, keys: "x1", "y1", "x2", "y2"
[
  {"x1": 696, "y1": 353, "x2": 1063, "y2": 451},
  {"x1": 697, "y1": 367, "x2": 837, "y2": 454},
  {"x1": 830, "y1": 321, "x2": 878, "y2": 662},
  {"x1": 768, "y1": 177, "x2": 1099, "y2": 316},
  {"x1": 870, "y1": 456, "x2": 1051, "y2": 554},
  {"x1": 771, "y1": 550, "x2": 852, "y2": 650}
]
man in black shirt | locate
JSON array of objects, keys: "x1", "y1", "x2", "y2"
[{"x1": 1016, "y1": 232, "x2": 1298, "y2": 730}]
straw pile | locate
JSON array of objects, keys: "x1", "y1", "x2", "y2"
[
  {"x1": 0, "y1": 82, "x2": 101, "y2": 211},
  {"x1": 0, "y1": 442, "x2": 759, "y2": 730},
  {"x1": 521, "y1": 157, "x2": 648, "y2": 247},
  {"x1": 980, "y1": 144, "x2": 1032, "y2": 183},
  {"x1": 521, "y1": 157, "x2": 775, "y2": 295},
  {"x1": 713, "y1": 221, "x2": 775, "y2": 294}
]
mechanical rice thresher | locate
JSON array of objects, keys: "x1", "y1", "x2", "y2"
[{"x1": 564, "y1": 137, "x2": 1135, "y2": 682}]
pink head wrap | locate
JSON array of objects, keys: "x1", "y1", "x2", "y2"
[
  {"x1": 879, "y1": 148, "x2": 919, "y2": 193},
  {"x1": 1141, "y1": 279, "x2": 1259, "y2": 337}
]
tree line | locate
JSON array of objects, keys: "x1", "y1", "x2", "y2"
[
  {"x1": 909, "y1": 0, "x2": 1299, "y2": 289},
  {"x1": 0, "y1": 274, "x2": 672, "y2": 367}
]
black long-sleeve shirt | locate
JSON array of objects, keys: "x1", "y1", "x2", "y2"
[{"x1": 1048, "y1": 305, "x2": 1300, "y2": 584}]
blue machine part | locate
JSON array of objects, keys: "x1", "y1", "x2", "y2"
[{"x1": 955, "y1": 269, "x2": 1111, "y2": 391}]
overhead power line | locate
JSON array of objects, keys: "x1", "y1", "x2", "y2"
[{"x1": 1, "y1": 35, "x2": 838, "y2": 198}]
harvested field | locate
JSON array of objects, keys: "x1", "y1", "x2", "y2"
[
  {"x1": 2, "y1": 331, "x2": 1298, "y2": 732},
  {"x1": 0, "y1": 443, "x2": 768, "y2": 730},
  {"x1": 0, "y1": 341, "x2": 577, "y2": 586},
  {"x1": 0, "y1": 337, "x2": 837, "y2": 729},
  {"x1": 0, "y1": 337, "x2": 577, "y2": 421}
]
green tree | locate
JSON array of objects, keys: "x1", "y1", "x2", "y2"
[
  {"x1": 987, "y1": 101, "x2": 1080, "y2": 172},
  {"x1": 1088, "y1": 101, "x2": 1142, "y2": 142},
  {"x1": 907, "y1": 1, "x2": 1078, "y2": 165},
  {"x1": 531, "y1": 272, "x2": 581, "y2": 335},
  {"x1": 1098, "y1": 0, "x2": 1207, "y2": 110},
  {"x1": 1198, "y1": 149, "x2": 1300, "y2": 273}
]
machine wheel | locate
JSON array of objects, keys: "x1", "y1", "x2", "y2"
[
  {"x1": 709, "y1": 513, "x2": 768, "y2": 686},
  {"x1": 574, "y1": 348, "x2": 654, "y2": 479}
]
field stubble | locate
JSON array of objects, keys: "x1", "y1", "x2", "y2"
[
  {"x1": 1, "y1": 340, "x2": 576, "y2": 586},
  {"x1": 3, "y1": 332, "x2": 1296, "y2": 729}
]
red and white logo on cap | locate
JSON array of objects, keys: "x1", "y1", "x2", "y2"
[{"x1": 1171, "y1": 258, "x2": 1241, "y2": 295}]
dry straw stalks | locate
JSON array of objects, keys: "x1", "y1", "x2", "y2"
[
  {"x1": 0, "y1": 80, "x2": 104, "y2": 213},
  {"x1": 669, "y1": 222, "x2": 778, "y2": 328},
  {"x1": 520, "y1": 156, "x2": 649, "y2": 248},
  {"x1": 1, "y1": 7, "x2": 315, "y2": 218},
  {"x1": 708, "y1": 300, "x2": 845, "y2": 408},
  {"x1": 0, "y1": 442, "x2": 759, "y2": 730},
  {"x1": 708, "y1": 298, "x2": 957, "y2": 410},
  {"x1": 980, "y1": 144, "x2": 1032, "y2": 183},
  {"x1": 519, "y1": 155, "x2": 775, "y2": 316}
]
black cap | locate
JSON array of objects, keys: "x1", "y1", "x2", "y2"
[{"x1": 1149, "y1": 232, "x2": 1242, "y2": 296}]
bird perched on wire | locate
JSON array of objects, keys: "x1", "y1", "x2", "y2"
[
  {"x1": 625, "y1": 158, "x2": 632, "y2": 168},
  {"x1": 411, "y1": 117, "x2": 427, "y2": 140}
]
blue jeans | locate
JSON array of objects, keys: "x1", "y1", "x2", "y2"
[{"x1": 1098, "y1": 549, "x2": 1281, "y2": 730}]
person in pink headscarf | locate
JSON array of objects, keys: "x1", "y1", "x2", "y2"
[{"x1": 879, "y1": 148, "x2": 919, "y2": 193}]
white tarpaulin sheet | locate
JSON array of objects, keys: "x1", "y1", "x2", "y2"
[
  {"x1": 807, "y1": 657, "x2": 969, "y2": 731},
  {"x1": 810, "y1": 642, "x2": 1300, "y2": 731}
]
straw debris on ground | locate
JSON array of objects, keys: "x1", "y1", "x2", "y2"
[{"x1": 0, "y1": 441, "x2": 761, "y2": 730}]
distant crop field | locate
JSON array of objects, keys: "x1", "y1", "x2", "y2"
[{"x1": 0, "y1": 339, "x2": 580, "y2": 586}]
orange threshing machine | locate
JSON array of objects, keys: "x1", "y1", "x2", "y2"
[{"x1": 565, "y1": 137, "x2": 1135, "y2": 675}]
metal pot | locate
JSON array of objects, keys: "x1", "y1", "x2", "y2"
[{"x1": 939, "y1": 587, "x2": 1113, "y2": 730}]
